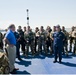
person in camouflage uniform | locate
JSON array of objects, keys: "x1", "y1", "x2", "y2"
[
  {"x1": 50, "y1": 26, "x2": 56, "y2": 54},
  {"x1": 35, "y1": 27, "x2": 39, "y2": 54},
  {"x1": 24, "y1": 26, "x2": 35, "y2": 57},
  {"x1": 72, "y1": 27, "x2": 76, "y2": 55},
  {"x1": 0, "y1": 43, "x2": 10, "y2": 74},
  {"x1": 23, "y1": 26, "x2": 26, "y2": 33},
  {"x1": 46, "y1": 26, "x2": 52, "y2": 54},
  {"x1": 61, "y1": 26, "x2": 69, "y2": 56},
  {"x1": 38, "y1": 26, "x2": 47, "y2": 54},
  {"x1": 17, "y1": 26, "x2": 25, "y2": 55},
  {"x1": 0, "y1": 32, "x2": 3, "y2": 50},
  {"x1": 50, "y1": 26, "x2": 56, "y2": 40},
  {"x1": 68, "y1": 26, "x2": 75, "y2": 52}
]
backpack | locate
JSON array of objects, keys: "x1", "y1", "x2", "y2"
[{"x1": 0, "y1": 49, "x2": 10, "y2": 74}]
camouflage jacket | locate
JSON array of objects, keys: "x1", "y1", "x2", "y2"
[
  {"x1": 61, "y1": 30, "x2": 69, "y2": 39},
  {"x1": 38, "y1": 31, "x2": 46, "y2": 41},
  {"x1": 24, "y1": 31, "x2": 35, "y2": 42}
]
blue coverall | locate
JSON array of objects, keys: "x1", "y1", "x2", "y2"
[
  {"x1": 53, "y1": 31, "x2": 65, "y2": 62},
  {"x1": 14, "y1": 32, "x2": 21, "y2": 59}
]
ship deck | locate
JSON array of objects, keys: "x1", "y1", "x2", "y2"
[{"x1": 15, "y1": 53, "x2": 76, "y2": 74}]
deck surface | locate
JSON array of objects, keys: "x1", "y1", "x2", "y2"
[{"x1": 15, "y1": 53, "x2": 76, "y2": 74}]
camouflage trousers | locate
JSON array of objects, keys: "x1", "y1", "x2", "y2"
[
  {"x1": 73, "y1": 39, "x2": 76, "y2": 54},
  {"x1": 46, "y1": 39, "x2": 53, "y2": 54},
  {"x1": 25, "y1": 41, "x2": 35, "y2": 56},
  {"x1": 38, "y1": 40, "x2": 47, "y2": 54},
  {"x1": 63, "y1": 41, "x2": 68, "y2": 55},
  {"x1": 68, "y1": 37, "x2": 74, "y2": 52}
]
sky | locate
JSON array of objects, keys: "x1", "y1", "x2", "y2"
[{"x1": 0, "y1": 0, "x2": 76, "y2": 30}]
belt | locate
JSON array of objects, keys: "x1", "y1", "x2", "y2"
[{"x1": 8, "y1": 44, "x2": 15, "y2": 47}]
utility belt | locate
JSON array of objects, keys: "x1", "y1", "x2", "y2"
[{"x1": 26, "y1": 38, "x2": 34, "y2": 44}]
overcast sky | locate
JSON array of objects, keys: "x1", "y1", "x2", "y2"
[{"x1": 0, "y1": 0, "x2": 76, "y2": 29}]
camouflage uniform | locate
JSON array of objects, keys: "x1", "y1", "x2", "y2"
[
  {"x1": 69, "y1": 30, "x2": 74, "y2": 52},
  {"x1": 24, "y1": 30, "x2": 35, "y2": 56},
  {"x1": 72, "y1": 28, "x2": 76, "y2": 54},
  {"x1": 38, "y1": 30, "x2": 47, "y2": 54},
  {"x1": 0, "y1": 32, "x2": 3, "y2": 49},
  {"x1": 46, "y1": 30, "x2": 52, "y2": 54},
  {"x1": 62, "y1": 30, "x2": 69, "y2": 55},
  {"x1": 0, "y1": 49, "x2": 10, "y2": 74},
  {"x1": 35, "y1": 31, "x2": 40, "y2": 53},
  {"x1": 50, "y1": 30, "x2": 56, "y2": 54}
]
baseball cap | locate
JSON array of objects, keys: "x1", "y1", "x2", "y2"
[{"x1": 56, "y1": 25, "x2": 60, "y2": 28}]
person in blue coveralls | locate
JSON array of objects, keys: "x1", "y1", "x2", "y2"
[{"x1": 52, "y1": 25, "x2": 65, "y2": 63}]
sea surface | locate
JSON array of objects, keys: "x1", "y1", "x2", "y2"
[{"x1": 0, "y1": 28, "x2": 71, "y2": 34}]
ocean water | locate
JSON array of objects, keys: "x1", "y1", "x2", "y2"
[
  {"x1": 0, "y1": 28, "x2": 71, "y2": 34},
  {"x1": 65, "y1": 28, "x2": 71, "y2": 32},
  {"x1": 0, "y1": 30, "x2": 6, "y2": 34}
]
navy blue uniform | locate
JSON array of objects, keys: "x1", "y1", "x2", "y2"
[
  {"x1": 53, "y1": 31, "x2": 65, "y2": 62},
  {"x1": 17, "y1": 29, "x2": 25, "y2": 55},
  {"x1": 14, "y1": 32, "x2": 21, "y2": 60}
]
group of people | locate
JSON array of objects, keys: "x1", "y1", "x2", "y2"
[{"x1": 0, "y1": 24, "x2": 76, "y2": 73}]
